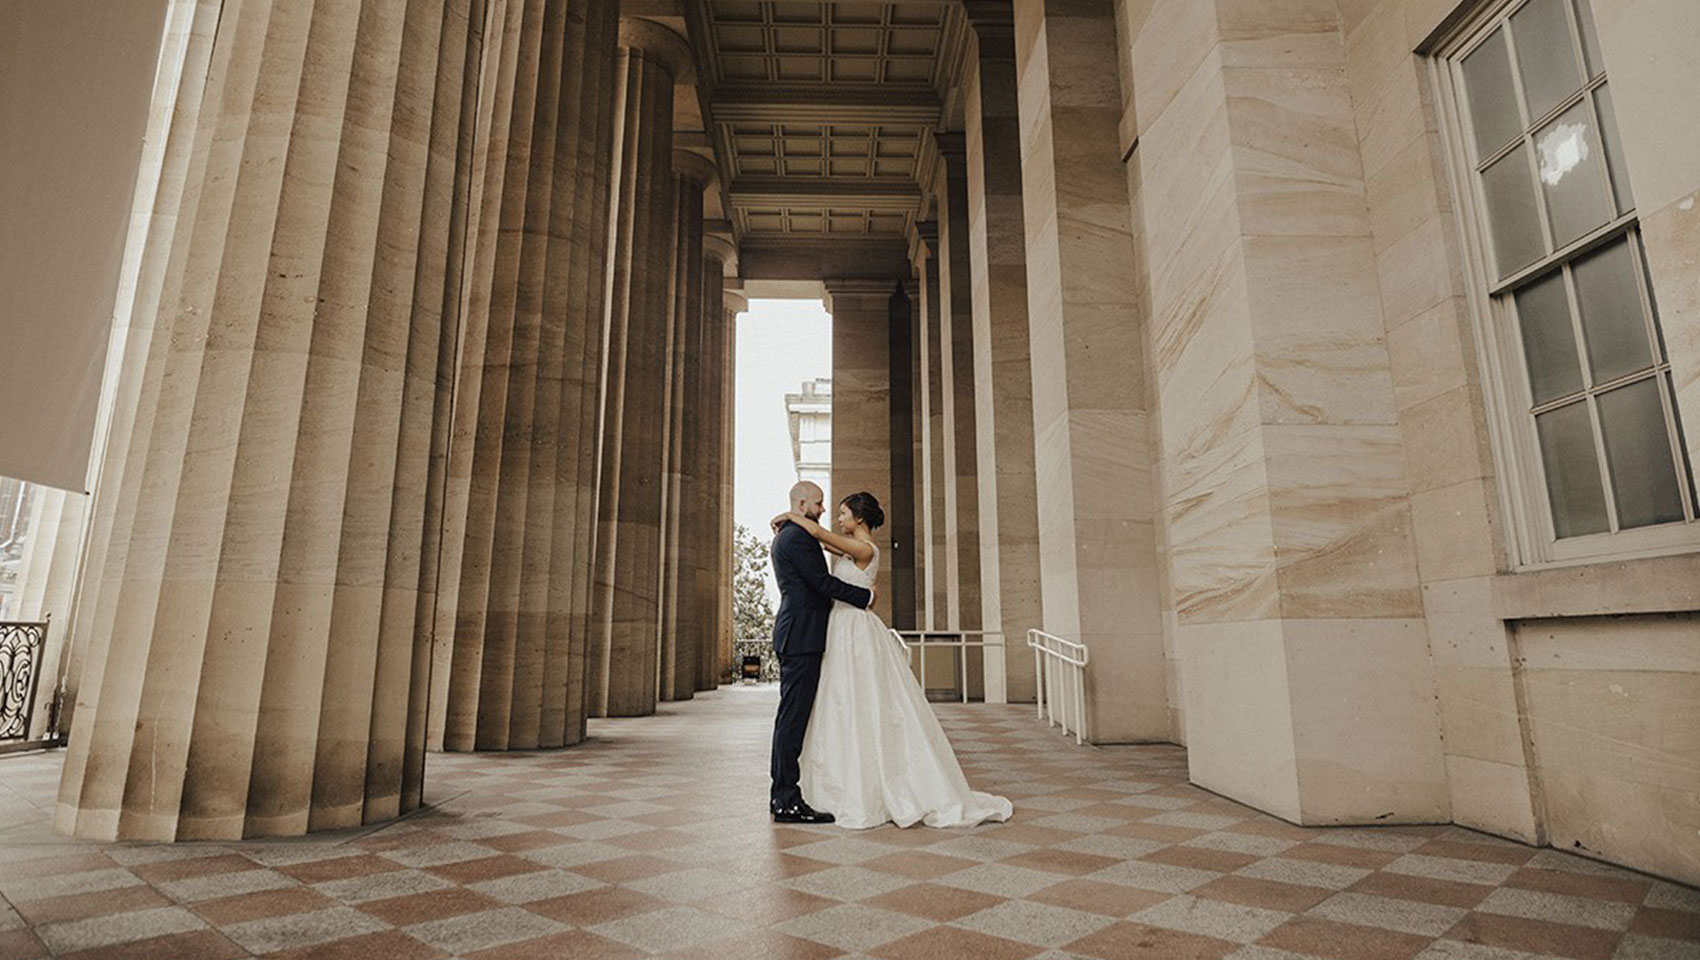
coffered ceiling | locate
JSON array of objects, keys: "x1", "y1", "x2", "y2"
[
  {"x1": 706, "y1": 1, "x2": 948, "y2": 86},
  {"x1": 692, "y1": 1, "x2": 959, "y2": 244}
]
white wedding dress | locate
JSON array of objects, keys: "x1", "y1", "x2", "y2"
[{"x1": 798, "y1": 544, "x2": 1013, "y2": 829}]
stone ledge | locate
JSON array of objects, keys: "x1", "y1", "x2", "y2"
[{"x1": 1492, "y1": 551, "x2": 1700, "y2": 620}]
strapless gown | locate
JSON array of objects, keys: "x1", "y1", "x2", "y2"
[{"x1": 798, "y1": 544, "x2": 1013, "y2": 829}]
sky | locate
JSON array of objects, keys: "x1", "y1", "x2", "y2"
[{"x1": 733, "y1": 298, "x2": 832, "y2": 594}]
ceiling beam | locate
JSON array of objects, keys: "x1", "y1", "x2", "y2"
[
  {"x1": 710, "y1": 85, "x2": 940, "y2": 125},
  {"x1": 739, "y1": 239, "x2": 914, "y2": 285},
  {"x1": 727, "y1": 178, "x2": 922, "y2": 209}
]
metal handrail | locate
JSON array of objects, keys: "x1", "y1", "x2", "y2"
[
  {"x1": 890, "y1": 630, "x2": 1005, "y2": 704},
  {"x1": 1028, "y1": 628, "x2": 1089, "y2": 744}
]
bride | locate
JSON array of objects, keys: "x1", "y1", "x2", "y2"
[{"x1": 771, "y1": 492, "x2": 1012, "y2": 829}]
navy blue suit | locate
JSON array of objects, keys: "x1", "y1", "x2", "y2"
[{"x1": 769, "y1": 521, "x2": 872, "y2": 808}]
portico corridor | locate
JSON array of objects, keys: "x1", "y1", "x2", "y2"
[{"x1": 0, "y1": 689, "x2": 1694, "y2": 960}]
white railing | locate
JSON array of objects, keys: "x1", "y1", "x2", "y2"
[
  {"x1": 889, "y1": 630, "x2": 1006, "y2": 704},
  {"x1": 1027, "y1": 629, "x2": 1089, "y2": 744}
]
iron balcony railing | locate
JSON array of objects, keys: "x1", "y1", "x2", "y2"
[{"x1": 0, "y1": 617, "x2": 57, "y2": 754}]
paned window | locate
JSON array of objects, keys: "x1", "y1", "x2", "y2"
[{"x1": 1436, "y1": 0, "x2": 1697, "y2": 564}]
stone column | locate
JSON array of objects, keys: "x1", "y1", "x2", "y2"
[
  {"x1": 43, "y1": 0, "x2": 212, "y2": 741},
  {"x1": 904, "y1": 277, "x2": 928, "y2": 631},
  {"x1": 435, "y1": 0, "x2": 537, "y2": 753},
  {"x1": 589, "y1": 17, "x2": 689, "y2": 717},
  {"x1": 555, "y1": 0, "x2": 623, "y2": 748},
  {"x1": 660, "y1": 150, "x2": 713, "y2": 702},
  {"x1": 826, "y1": 279, "x2": 896, "y2": 622},
  {"x1": 1095, "y1": 0, "x2": 1442, "y2": 822},
  {"x1": 887, "y1": 284, "x2": 918, "y2": 631},
  {"x1": 913, "y1": 224, "x2": 948, "y2": 630},
  {"x1": 964, "y1": 4, "x2": 1042, "y2": 702},
  {"x1": 435, "y1": 0, "x2": 619, "y2": 751},
  {"x1": 56, "y1": 0, "x2": 480, "y2": 840},
  {"x1": 935, "y1": 136, "x2": 986, "y2": 700},
  {"x1": 700, "y1": 236, "x2": 737, "y2": 690},
  {"x1": 718, "y1": 283, "x2": 746, "y2": 676},
  {"x1": 1011, "y1": 0, "x2": 1164, "y2": 743},
  {"x1": 1140, "y1": 0, "x2": 1442, "y2": 820},
  {"x1": 13, "y1": 489, "x2": 85, "y2": 739},
  {"x1": 934, "y1": 136, "x2": 982, "y2": 644}
]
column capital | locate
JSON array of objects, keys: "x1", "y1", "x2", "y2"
[
  {"x1": 673, "y1": 148, "x2": 720, "y2": 187},
  {"x1": 909, "y1": 220, "x2": 939, "y2": 265},
  {"x1": 932, "y1": 132, "x2": 968, "y2": 191},
  {"x1": 723, "y1": 287, "x2": 749, "y2": 314},
  {"x1": 962, "y1": 1, "x2": 1016, "y2": 57},
  {"x1": 619, "y1": 17, "x2": 692, "y2": 78},
  {"x1": 823, "y1": 278, "x2": 898, "y2": 314},
  {"x1": 702, "y1": 233, "x2": 738, "y2": 273}
]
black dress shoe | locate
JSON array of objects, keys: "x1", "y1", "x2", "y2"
[{"x1": 771, "y1": 802, "x2": 836, "y2": 824}]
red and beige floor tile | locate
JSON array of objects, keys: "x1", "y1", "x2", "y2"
[{"x1": 0, "y1": 685, "x2": 1693, "y2": 959}]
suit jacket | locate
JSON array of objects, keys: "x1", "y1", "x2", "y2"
[{"x1": 770, "y1": 521, "x2": 872, "y2": 656}]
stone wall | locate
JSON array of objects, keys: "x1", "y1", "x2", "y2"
[{"x1": 1343, "y1": 0, "x2": 1700, "y2": 887}]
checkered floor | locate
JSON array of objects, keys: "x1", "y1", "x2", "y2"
[{"x1": 0, "y1": 684, "x2": 1695, "y2": 959}]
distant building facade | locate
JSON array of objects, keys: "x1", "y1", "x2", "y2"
[{"x1": 785, "y1": 378, "x2": 832, "y2": 498}]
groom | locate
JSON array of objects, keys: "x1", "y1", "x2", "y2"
[{"x1": 769, "y1": 480, "x2": 874, "y2": 823}]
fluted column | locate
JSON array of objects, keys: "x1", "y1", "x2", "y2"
[
  {"x1": 44, "y1": 1, "x2": 214, "y2": 741},
  {"x1": 964, "y1": 4, "x2": 1040, "y2": 702},
  {"x1": 589, "y1": 17, "x2": 690, "y2": 717},
  {"x1": 717, "y1": 283, "x2": 745, "y2": 679},
  {"x1": 936, "y1": 136, "x2": 983, "y2": 655},
  {"x1": 557, "y1": 0, "x2": 622, "y2": 748},
  {"x1": 13, "y1": 489, "x2": 84, "y2": 739},
  {"x1": 56, "y1": 0, "x2": 481, "y2": 840},
  {"x1": 435, "y1": 0, "x2": 619, "y2": 751},
  {"x1": 700, "y1": 236, "x2": 737, "y2": 690},
  {"x1": 660, "y1": 150, "x2": 713, "y2": 702},
  {"x1": 432, "y1": 0, "x2": 530, "y2": 750},
  {"x1": 56, "y1": 0, "x2": 223, "y2": 748}
]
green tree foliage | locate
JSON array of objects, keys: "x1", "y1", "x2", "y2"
[{"x1": 733, "y1": 523, "x2": 776, "y2": 640}]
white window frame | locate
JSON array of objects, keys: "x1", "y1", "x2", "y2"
[{"x1": 1430, "y1": 0, "x2": 1699, "y2": 569}]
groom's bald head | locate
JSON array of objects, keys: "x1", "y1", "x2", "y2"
[{"x1": 790, "y1": 481, "x2": 825, "y2": 520}]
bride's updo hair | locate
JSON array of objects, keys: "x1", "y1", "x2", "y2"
[{"x1": 840, "y1": 491, "x2": 885, "y2": 530}]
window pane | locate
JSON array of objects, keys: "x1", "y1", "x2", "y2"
[
  {"x1": 1461, "y1": 29, "x2": 1522, "y2": 157},
  {"x1": 1536, "y1": 400, "x2": 1610, "y2": 537},
  {"x1": 1483, "y1": 146, "x2": 1546, "y2": 276},
  {"x1": 1597, "y1": 378, "x2": 1686, "y2": 528},
  {"x1": 1593, "y1": 84, "x2": 1635, "y2": 213},
  {"x1": 1572, "y1": 237, "x2": 1653, "y2": 383},
  {"x1": 1512, "y1": 0, "x2": 1583, "y2": 120},
  {"x1": 1515, "y1": 269, "x2": 1585, "y2": 404},
  {"x1": 1535, "y1": 102, "x2": 1615, "y2": 247},
  {"x1": 1670, "y1": 372, "x2": 1699, "y2": 509},
  {"x1": 1573, "y1": 0, "x2": 1604, "y2": 78}
]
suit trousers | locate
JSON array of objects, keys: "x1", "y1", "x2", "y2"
[{"x1": 770, "y1": 651, "x2": 823, "y2": 808}]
